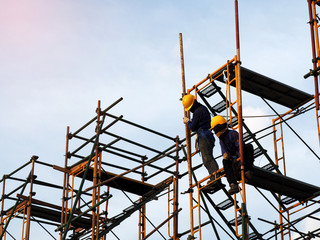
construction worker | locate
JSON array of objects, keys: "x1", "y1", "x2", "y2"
[
  {"x1": 210, "y1": 115, "x2": 254, "y2": 195},
  {"x1": 182, "y1": 94, "x2": 220, "y2": 185}
]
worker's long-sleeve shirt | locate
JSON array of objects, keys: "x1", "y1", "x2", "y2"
[
  {"x1": 219, "y1": 130, "x2": 239, "y2": 158},
  {"x1": 187, "y1": 104, "x2": 214, "y2": 141},
  {"x1": 187, "y1": 105, "x2": 211, "y2": 132}
]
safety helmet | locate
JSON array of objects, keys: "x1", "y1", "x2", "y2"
[
  {"x1": 182, "y1": 94, "x2": 195, "y2": 111},
  {"x1": 211, "y1": 115, "x2": 227, "y2": 132}
]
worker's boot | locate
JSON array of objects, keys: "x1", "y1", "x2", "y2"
[
  {"x1": 208, "y1": 172, "x2": 222, "y2": 185},
  {"x1": 245, "y1": 170, "x2": 253, "y2": 180},
  {"x1": 228, "y1": 183, "x2": 240, "y2": 195},
  {"x1": 207, "y1": 178, "x2": 222, "y2": 186}
]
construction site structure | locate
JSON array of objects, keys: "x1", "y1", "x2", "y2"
[
  {"x1": 1, "y1": 1, "x2": 320, "y2": 240},
  {"x1": 0, "y1": 98, "x2": 184, "y2": 240}
]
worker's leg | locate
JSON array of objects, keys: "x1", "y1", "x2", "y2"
[
  {"x1": 222, "y1": 158, "x2": 237, "y2": 185},
  {"x1": 232, "y1": 159, "x2": 241, "y2": 181},
  {"x1": 198, "y1": 136, "x2": 219, "y2": 178},
  {"x1": 223, "y1": 157, "x2": 240, "y2": 194},
  {"x1": 243, "y1": 143, "x2": 254, "y2": 180},
  {"x1": 244, "y1": 143, "x2": 254, "y2": 171}
]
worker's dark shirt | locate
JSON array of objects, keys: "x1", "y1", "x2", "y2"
[
  {"x1": 187, "y1": 104, "x2": 211, "y2": 132},
  {"x1": 187, "y1": 103, "x2": 214, "y2": 142},
  {"x1": 219, "y1": 129, "x2": 239, "y2": 158}
]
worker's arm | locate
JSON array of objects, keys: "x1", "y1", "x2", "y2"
[{"x1": 183, "y1": 117, "x2": 189, "y2": 124}]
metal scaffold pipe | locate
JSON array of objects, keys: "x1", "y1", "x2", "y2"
[
  {"x1": 69, "y1": 97, "x2": 123, "y2": 138},
  {"x1": 179, "y1": 32, "x2": 194, "y2": 239},
  {"x1": 307, "y1": 0, "x2": 320, "y2": 110},
  {"x1": 85, "y1": 146, "x2": 180, "y2": 192},
  {"x1": 234, "y1": 1, "x2": 248, "y2": 239}
]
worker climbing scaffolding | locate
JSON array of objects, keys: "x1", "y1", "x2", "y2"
[{"x1": 182, "y1": 94, "x2": 221, "y2": 187}]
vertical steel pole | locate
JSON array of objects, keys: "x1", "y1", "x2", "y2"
[
  {"x1": 25, "y1": 157, "x2": 36, "y2": 240},
  {"x1": 139, "y1": 157, "x2": 146, "y2": 240},
  {"x1": 103, "y1": 186, "x2": 110, "y2": 240},
  {"x1": 60, "y1": 126, "x2": 70, "y2": 240},
  {"x1": 308, "y1": 0, "x2": 320, "y2": 110},
  {"x1": 0, "y1": 176, "x2": 6, "y2": 238},
  {"x1": 179, "y1": 33, "x2": 194, "y2": 238},
  {"x1": 92, "y1": 100, "x2": 101, "y2": 239},
  {"x1": 308, "y1": 0, "x2": 320, "y2": 148},
  {"x1": 173, "y1": 136, "x2": 180, "y2": 240},
  {"x1": 234, "y1": 1, "x2": 248, "y2": 239},
  {"x1": 235, "y1": 1, "x2": 244, "y2": 169}
]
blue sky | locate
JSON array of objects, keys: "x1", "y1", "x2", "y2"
[{"x1": 1, "y1": 1, "x2": 319, "y2": 239}]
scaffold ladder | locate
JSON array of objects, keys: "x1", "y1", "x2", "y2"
[
  {"x1": 272, "y1": 111, "x2": 300, "y2": 240},
  {"x1": 224, "y1": 57, "x2": 248, "y2": 239},
  {"x1": 21, "y1": 206, "x2": 28, "y2": 240}
]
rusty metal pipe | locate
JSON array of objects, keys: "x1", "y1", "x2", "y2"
[
  {"x1": 308, "y1": 0, "x2": 320, "y2": 110},
  {"x1": 179, "y1": 32, "x2": 195, "y2": 239},
  {"x1": 69, "y1": 97, "x2": 123, "y2": 138},
  {"x1": 85, "y1": 147, "x2": 180, "y2": 192},
  {"x1": 142, "y1": 208, "x2": 182, "y2": 240}
]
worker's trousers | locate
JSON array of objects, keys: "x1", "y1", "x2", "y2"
[
  {"x1": 223, "y1": 143, "x2": 254, "y2": 185},
  {"x1": 198, "y1": 134, "x2": 219, "y2": 179}
]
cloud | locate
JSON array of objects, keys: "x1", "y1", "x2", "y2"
[
  {"x1": 243, "y1": 106, "x2": 271, "y2": 133},
  {"x1": 292, "y1": 214, "x2": 320, "y2": 239}
]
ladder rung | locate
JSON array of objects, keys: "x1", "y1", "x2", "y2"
[
  {"x1": 227, "y1": 75, "x2": 236, "y2": 84},
  {"x1": 283, "y1": 231, "x2": 290, "y2": 236},
  {"x1": 201, "y1": 84, "x2": 221, "y2": 98},
  {"x1": 243, "y1": 132, "x2": 255, "y2": 143},
  {"x1": 217, "y1": 199, "x2": 234, "y2": 210},
  {"x1": 253, "y1": 148, "x2": 266, "y2": 159},
  {"x1": 212, "y1": 100, "x2": 226, "y2": 113},
  {"x1": 192, "y1": 205, "x2": 198, "y2": 210},
  {"x1": 229, "y1": 215, "x2": 251, "y2": 226},
  {"x1": 261, "y1": 163, "x2": 275, "y2": 171},
  {"x1": 228, "y1": 116, "x2": 238, "y2": 128},
  {"x1": 193, "y1": 228, "x2": 200, "y2": 234},
  {"x1": 249, "y1": 232, "x2": 260, "y2": 240},
  {"x1": 277, "y1": 156, "x2": 284, "y2": 161},
  {"x1": 282, "y1": 196, "x2": 297, "y2": 205},
  {"x1": 230, "y1": 100, "x2": 237, "y2": 107},
  {"x1": 229, "y1": 216, "x2": 242, "y2": 226}
]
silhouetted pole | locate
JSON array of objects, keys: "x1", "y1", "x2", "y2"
[
  {"x1": 234, "y1": 1, "x2": 248, "y2": 239},
  {"x1": 179, "y1": 33, "x2": 194, "y2": 239},
  {"x1": 307, "y1": 0, "x2": 320, "y2": 110}
]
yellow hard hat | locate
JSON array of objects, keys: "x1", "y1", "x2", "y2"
[
  {"x1": 182, "y1": 94, "x2": 195, "y2": 111},
  {"x1": 211, "y1": 115, "x2": 227, "y2": 130}
]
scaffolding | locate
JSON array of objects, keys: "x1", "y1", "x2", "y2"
[
  {"x1": 1, "y1": 1, "x2": 320, "y2": 240},
  {"x1": 0, "y1": 98, "x2": 185, "y2": 240},
  {"x1": 179, "y1": 1, "x2": 320, "y2": 239}
]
